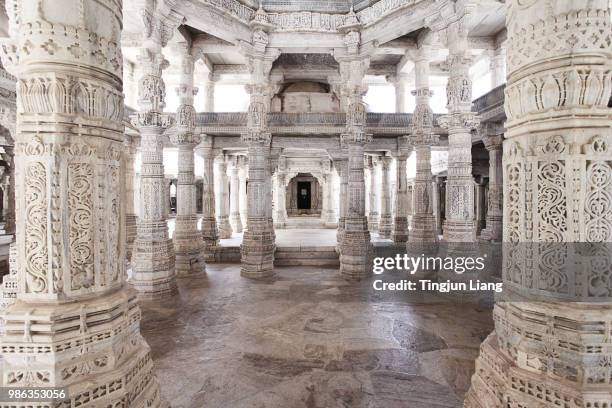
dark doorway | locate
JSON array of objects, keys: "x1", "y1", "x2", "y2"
[{"x1": 297, "y1": 181, "x2": 311, "y2": 209}]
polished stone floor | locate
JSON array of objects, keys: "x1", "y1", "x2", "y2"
[{"x1": 140, "y1": 264, "x2": 494, "y2": 408}]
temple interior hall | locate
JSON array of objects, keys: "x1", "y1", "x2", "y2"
[{"x1": 0, "y1": 0, "x2": 610, "y2": 407}]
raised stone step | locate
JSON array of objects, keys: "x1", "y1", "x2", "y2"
[{"x1": 274, "y1": 246, "x2": 339, "y2": 267}]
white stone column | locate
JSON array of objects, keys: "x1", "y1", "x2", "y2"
[
  {"x1": 0, "y1": 0, "x2": 164, "y2": 404},
  {"x1": 337, "y1": 55, "x2": 373, "y2": 280},
  {"x1": 392, "y1": 146, "x2": 410, "y2": 243},
  {"x1": 490, "y1": 47, "x2": 506, "y2": 88},
  {"x1": 171, "y1": 46, "x2": 205, "y2": 276},
  {"x1": 331, "y1": 155, "x2": 349, "y2": 247},
  {"x1": 238, "y1": 156, "x2": 248, "y2": 227},
  {"x1": 409, "y1": 45, "x2": 438, "y2": 247},
  {"x1": 466, "y1": 1, "x2": 612, "y2": 407},
  {"x1": 479, "y1": 125, "x2": 503, "y2": 242},
  {"x1": 366, "y1": 156, "x2": 379, "y2": 231},
  {"x1": 439, "y1": 17, "x2": 479, "y2": 246},
  {"x1": 124, "y1": 135, "x2": 139, "y2": 261},
  {"x1": 229, "y1": 156, "x2": 243, "y2": 233},
  {"x1": 321, "y1": 171, "x2": 337, "y2": 227},
  {"x1": 195, "y1": 136, "x2": 219, "y2": 260},
  {"x1": 392, "y1": 76, "x2": 407, "y2": 113},
  {"x1": 378, "y1": 156, "x2": 393, "y2": 238},
  {"x1": 204, "y1": 73, "x2": 216, "y2": 112},
  {"x1": 216, "y1": 155, "x2": 232, "y2": 239},
  {"x1": 131, "y1": 14, "x2": 179, "y2": 299},
  {"x1": 273, "y1": 157, "x2": 288, "y2": 228}
]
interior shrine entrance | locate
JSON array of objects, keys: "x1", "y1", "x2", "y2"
[{"x1": 287, "y1": 173, "x2": 321, "y2": 216}]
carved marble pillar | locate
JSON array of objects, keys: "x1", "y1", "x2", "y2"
[
  {"x1": 337, "y1": 57, "x2": 373, "y2": 279},
  {"x1": 273, "y1": 171, "x2": 288, "y2": 228},
  {"x1": 216, "y1": 156, "x2": 232, "y2": 239},
  {"x1": 366, "y1": 156, "x2": 379, "y2": 231},
  {"x1": 432, "y1": 177, "x2": 443, "y2": 237},
  {"x1": 490, "y1": 47, "x2": 506, "y2": 88},
  {"x1": 479, "y1": 126, "x2": 503, "y2": 242},
  {"x1": 378, "y1": 156, "x2": 393, "y2": 238},
  {"x1": 229, "y1": 156, "x2": 243, "y2": 233},
  {"x1": 332, "y1": 156, "x2": 349, "y2": 247},
  {"x1": 466, "y1": 1, "x2": 612, "y2": 407},
  {"x1": 341, "y1": 132, "x2": 373, "y2": 280},
  {"x1": 321, "y1": 172, "x2": 337, "y2": 226},
  {"x1": 474, "y1": 176, "x2": 486, "y2": 234},
  {"x1": 240, "y1": 78, "x2": 276, "y2": 278},
  {"x1": 195, "y1": 136, "x2": 219, "y2": 260},
  {"x1": 439, "y1": 18, "x2": 479, "y2": 245},
  {"x1": 0, "y1": 0, "x2": 164, "y2": 404},
  {"x1": 239, "y1": 157, "x2": 248, "y2": 227},
  {"x1": 124, "y1": 135, "x2": 139, "y2": 261},
  {"x1": 204, "y1": 73, "x2": 216, "y2": 112},
  {"x1": 393, "y1": 76, "x2": 407, "y2": 113},
  {"x1": 392, "y1": 149, "x2": 409, "y2": 243},
  {"x1": 409, "y1": 47, "x2": 438, "y2": 246},
  {"x1": 131, "y1": 18, "x2": 178, "y2": 298},
  {"x1": 171, "y1": 48, "x2": 204, "y2": 276}
]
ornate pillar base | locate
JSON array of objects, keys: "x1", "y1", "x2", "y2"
[
  {"x1": 2, "y1": 288, "x2": 166, "y2": 407},
  {"x1": 377, "y1": 215, "x2": 393, "y2": 239},
  {"x1": 200, "y1": 216, "x2": 219, "y2": 261},
  {"x1": 217, "y1": 216, "x2": 233, "y2": 239},
  {"x1": 240, "y1": 219, "x2": 275, "y2": 279},
  {"x1": 230, "y1": 212, "x2": 243, "y2": 233},
  {"x1": 173, "y1": 215, "x2": 205, "y2": 276},
  {"x1": 126, "y1": 213, "x2": 138, "y2": 261},
  {"x1": 340, "y1": 218, "x2": 372, "y2": 281},
  {"x1": 478, "y1": 214, "x2": 502, "y2": 242},
  {"x1": 443, "y1": 219, "x2": 476, "y2": 244},
  {"x1": 131, "y1": 221, "x2": 178, "y2": 300},
  {"x1": 410, "y1": 214, "x2": 438, "y2": 242},
  {"x1": 392, "y1": 216, "x2": 408, "y2": 242}
]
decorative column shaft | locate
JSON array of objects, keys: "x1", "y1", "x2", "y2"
[
  {"x1": 439, "y1": 18, "x2": 479, "y2": 245},
  {"x1": 394, "y1": 77, "x2": 407, "y2": 113},
  {"x1": 378, "y1": 156, "x2": 393, "y2": 238},
  {"x1": 204, "y1": 74, "x2": 216, "y2": 112},
  {"x1": 124, "y1": 135, "x2": 138, "y2": 261},
  {"x1": 321, "y1": 171, "x2": 337, "y2": 226},
  {"x1": 216, "y1": 156, "x2": 232, "y2": 239},
  {"x1": 229, "y1": 156, "x2": 243, "y2": 233},
  {"x1": 333, "y1": 157, "x2": 349, "y2": 247},
  {"x1": 392, "y1": 151, "x2": 409, "y2": 243},
  {"x1": 196, "y1": 136, "x2": 219, "y2": 260},
  {"x1": 479, "y1": 125, "x2": 503, "y2": 242},
  {"x1": 0, "y1": 0, "x2": 164, "y2": 405},
  {"x1": 273, "y1": 167, "x2": 288, "y2": 228},
  {"x1": 366, "y1": 156, "x2": 379, "y2": 231},
  {"x1": 239, "y1": 157, "x2": 248, "y2": 227},
  {"x1": 131, "y1": 28, "x2": 178, "y2": 298},
  {"x1": 466, "y1": 1, "x2": 612, "y2": 407}
]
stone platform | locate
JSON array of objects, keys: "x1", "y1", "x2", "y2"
[{"x1": 140, "y1": 264, "x2": 494, "y2": 408}]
